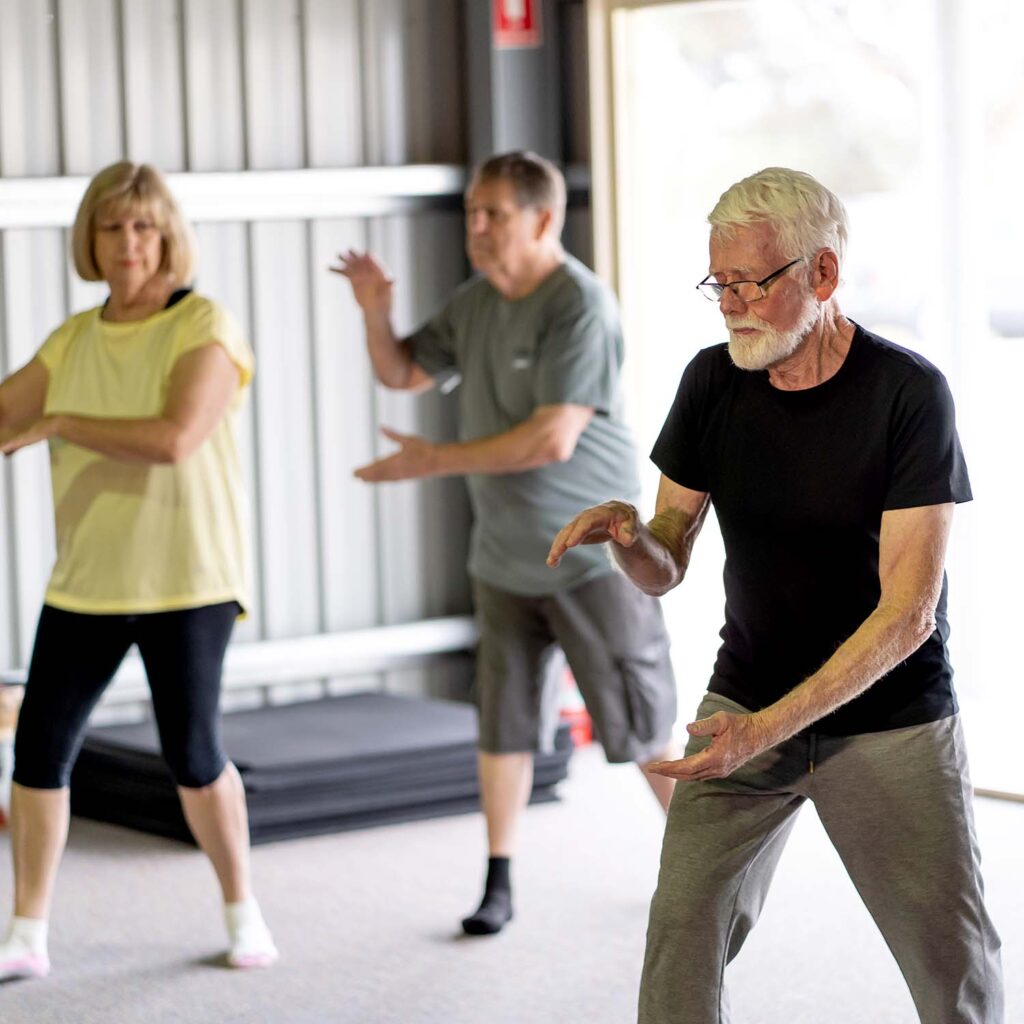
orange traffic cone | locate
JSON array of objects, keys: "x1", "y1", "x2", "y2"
[{"x1": 559, "y1": 669, "x2": 593, "y2": 747}]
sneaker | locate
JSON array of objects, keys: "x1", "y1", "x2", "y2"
[
  {"x1": 227, "y1": 934, "x2": 278, "y2": 969},
  {"x1": 0, "y1": 949, "x2": 50, "y2": 981}
]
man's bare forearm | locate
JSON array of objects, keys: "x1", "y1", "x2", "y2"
[
  {"x1": 754, "y1": 600, "x2": 937, "y2": 747},
  {"x1": 613, "y1": 504, "x2": 708, "y2": 597},
  {"x1": 364, "y1": 313, "x2": 419, "y2": 389},
  {"x1": 752, "y1": 504, "x2": 951, "y2": 747},
  {"x1": 432, "y1": 405, "x2": 591, "y2": 477},
  {"x1": 432, "y1": 432, "x2": 555, "y2": 476}
]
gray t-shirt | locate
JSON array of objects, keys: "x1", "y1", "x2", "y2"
[{"x1": 408, "y1": 255, "x2": 642, "y2": 596}]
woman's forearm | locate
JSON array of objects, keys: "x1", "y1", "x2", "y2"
[{"x1": 54, "y1": 414, "x2": 193, "y2": 464}]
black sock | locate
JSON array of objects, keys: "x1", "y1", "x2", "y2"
[{"x1": 461, "y1": 856, "x2": 513, "y2": 936}]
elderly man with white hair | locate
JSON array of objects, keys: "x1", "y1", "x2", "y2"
[{"x1": 549, "y1": 167, "x2": 1003, "y2": 1023}]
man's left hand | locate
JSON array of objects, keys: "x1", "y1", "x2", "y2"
[
  {"x1": 645, "y1": 710, "x2": 773, "y2": 781},
  {"x1": 354, "y1": 426, "x2": 439, "y2": 482},
  {"x1": 1, "y1": 416, "x2": 59, "y2": 457}
]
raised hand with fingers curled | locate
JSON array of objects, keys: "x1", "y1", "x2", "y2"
[
  {"x1": 546, "y1": 500, "x2": 640, "y2": 567},
  {"x1": 329, "y1": 249, "x2": 395, "y2": 317}
]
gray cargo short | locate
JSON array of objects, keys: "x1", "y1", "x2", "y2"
[{"x1": 472, "y1": 572, "x2": 677, "y2": 764}]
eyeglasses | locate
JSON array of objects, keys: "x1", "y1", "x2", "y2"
[{"x1": 696, "y1": 256, "x2": 807, "y2": 303}]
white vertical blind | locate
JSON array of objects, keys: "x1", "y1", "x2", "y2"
[
  {"x1": 242, "y1": 0, "x2": 306, "y2": 169},
  {"x1": 249, "y1": 219, "x2": 322, "y2": 638},
  {"x1": 121, "y1": 0, "x2": 187, "y2": 170},
  {"x1": 57, "y1": 0, "x2": 125, "y2": 174},
  {"x1": 303, "y1": 0, "x2": 365, "y2": 167},
  {"x1": 0, "y1": 0, "x2": 62, "y2": 176},
  {"x1": 307, "y1": 217, "x2": 379, "y2": 632},
  {"x1": 1, "y1": 231, "x2": 64, "y2": 663},
  {"x1": 360, "y1": 0, "x2": 410, "y2": 166},
  {"x1": 182, "y1": 0, "x2": 247, "y2": 171}
]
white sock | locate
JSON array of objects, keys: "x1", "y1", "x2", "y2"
[
  {"x1": 0, "y1": 916, "x2": 50, "y2": 978},
  {"x1": 6, "y1": 916, "x2": 48, "y2": 954},
  {"x1": 223, "y1": 897, "x2": 277, "y2": 967}
]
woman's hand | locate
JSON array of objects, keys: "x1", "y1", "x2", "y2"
[{"x1": 1, "y1": 416, "x2": 60, "y2": 456}]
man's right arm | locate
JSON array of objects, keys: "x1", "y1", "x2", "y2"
[
  {"x1": 362, "y1": 311, "x2": 435, "y2": 392},
  {"x1": 547, "y1": 474, "x2": 710, "y2": 596},
  {"x1": 331, "y1": 249, "x2": 435, "y2": 392}
]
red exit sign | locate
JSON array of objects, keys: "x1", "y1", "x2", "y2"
[{"x1": 493, "y1": 0, "x2": 543, "y2": 50}]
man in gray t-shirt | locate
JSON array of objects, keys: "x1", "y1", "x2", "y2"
[
  {"x1": 333, "y1": 151, "x2": 676, "y2": 937},
  {"x1": 411, "y1": 248, "x2": 642, "y2": 596}
]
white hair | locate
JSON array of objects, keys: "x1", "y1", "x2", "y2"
[{"x1": 708, "y1": 167, "x2": 848, "y2": 266}]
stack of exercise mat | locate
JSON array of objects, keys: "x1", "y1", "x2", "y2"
[{"x1": 70, "y1": 691, "x2": 574, "y2": 844}]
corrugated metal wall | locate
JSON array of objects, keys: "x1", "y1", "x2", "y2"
[{"x1": 0, "y1": 0, "x2": 477, "y2": 707}]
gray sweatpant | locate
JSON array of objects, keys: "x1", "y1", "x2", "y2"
[{"x1": 639, "y1": 692, "x2": 1004, "y2": 1024}]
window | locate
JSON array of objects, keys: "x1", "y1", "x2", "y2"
[{"x1": 593, "y1": 0, "x2": 1024, "y2": 794}]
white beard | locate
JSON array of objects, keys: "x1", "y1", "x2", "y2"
[{"x1": 726, "y1": 300, "x2": 820, "y2": 372}]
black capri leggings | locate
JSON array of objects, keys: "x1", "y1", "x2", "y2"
[{"x1": 14, "y1": 601, "x2": 238, "y2": 790}]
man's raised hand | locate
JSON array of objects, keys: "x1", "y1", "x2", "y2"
[
  {"x1": 330, "y1": 250, "x2": 395, "y2": 317},
  {"x1": 547, "y1": 500, "x2": 641, "y2": 568}
]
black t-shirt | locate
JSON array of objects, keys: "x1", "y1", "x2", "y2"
[{"x1": 651, "y1": 324, "x2": 972, "y2": 735}]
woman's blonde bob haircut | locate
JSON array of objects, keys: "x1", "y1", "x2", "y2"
[{"x1": 71, "y1": 161, "x2": 197, "y2": 286}]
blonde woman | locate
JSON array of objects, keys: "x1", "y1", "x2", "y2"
[{"x1": 0, "y1": 162, "x2": 277, "y2": 978}]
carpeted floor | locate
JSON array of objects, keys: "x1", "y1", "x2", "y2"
[{"x1": 0, "y1": 743, "x2": 1020, "y2": 1024}]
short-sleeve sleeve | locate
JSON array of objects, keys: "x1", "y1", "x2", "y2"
[
  {"x1": 532, "y1": 302, "x2": 621, "y2": 411},
  {"x1": 884, "y1": 370, "x2": 971, "y2": 509},
  {"x1": 407, "y1": 303, "x2": 460, "y2": 389},
  {"x1": 176, "y1": 297, "x2": 255, "y2": 389},
  {"x1": 650, "y1": 351, "x2": 712, "y2": 492},
  {"x1": 34, "y1": 319, "x2": 76, "y2": 372}
]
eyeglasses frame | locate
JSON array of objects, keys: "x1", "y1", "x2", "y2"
[{"x1": 695, "y1": 256, "x2": 808, "y2": 303}]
